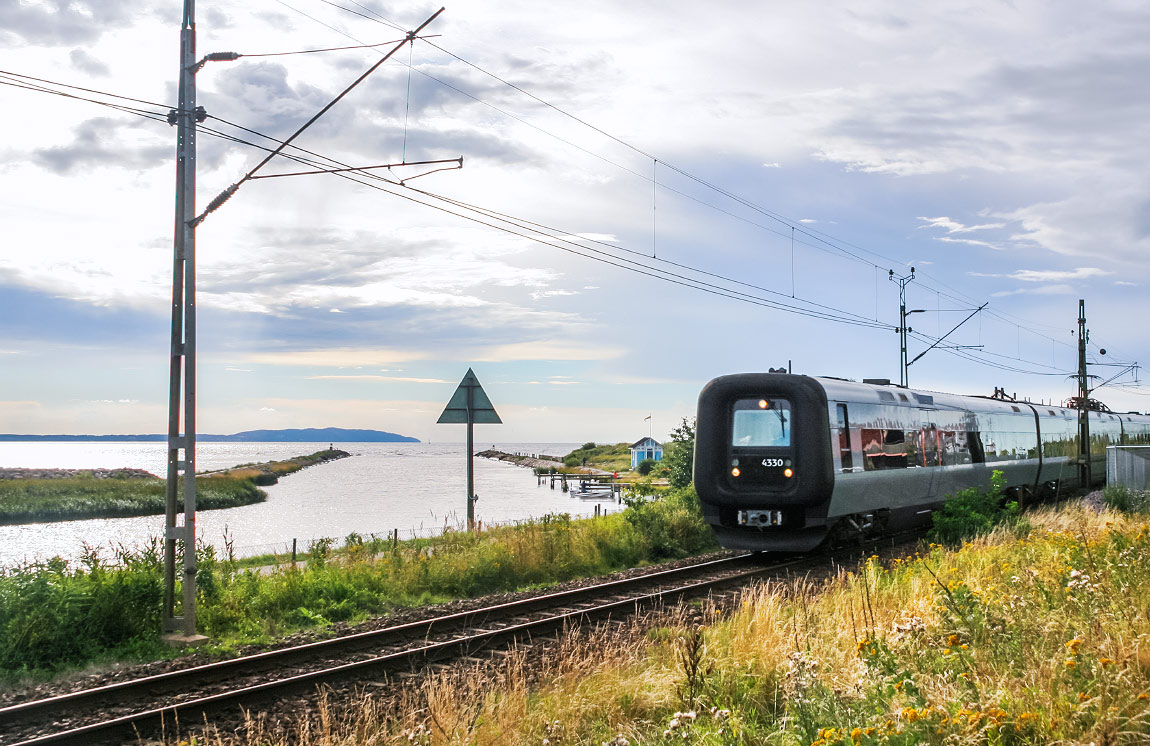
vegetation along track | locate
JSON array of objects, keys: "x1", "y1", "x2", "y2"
[{"x1": 1, "y1": 539, "x2": 918, "y2": 746}]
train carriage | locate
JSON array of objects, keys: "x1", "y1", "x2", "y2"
[{"x1": 694, "y1": 373, "x2": 1150, "y2": 552}]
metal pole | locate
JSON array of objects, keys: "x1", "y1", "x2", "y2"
[
  {"x1": 466, "y1": 382, "x2": 475, "y2": 530},
  {"x1": 164, "y1": 0, "x2": 200, "y2": 641},
  {"x1": 1077, "y1": 299, "x2": 1092, "y2": 489}
]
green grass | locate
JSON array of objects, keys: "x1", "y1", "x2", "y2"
[
  {"x1": 0, "y1": 476, "x2": 264, "y2": 524},
  {"x1": 0, "y1": 486, "x2": 716, "y2": 674},
  {"x1": 562, "y1": 442, "x2": 633, "y2": 471},
  {"x1": 0, "y1": 450, "x2": 345, "y2": 524}
]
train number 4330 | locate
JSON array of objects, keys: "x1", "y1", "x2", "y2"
[{"x1": 761, "y1": 458, "x2": 785, "y2": 467}]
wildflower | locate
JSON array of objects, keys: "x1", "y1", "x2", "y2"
[
  {"x1": 1099, "y1": 657, "x2": 1114, "y2": 666},
  {"x1": 948, "y1": 634, "x2": 960, "y2": 646},
  {"x1": 851, "y1": 727, "x2": 863, "y2": 743},
  {"x1": 1065, "y1": 659, "x2": 1078, "y2": 668},
  {"x1": 943, "y1": 648, "x2": 951, "y2": 655},
  {"x1": 1139, "y1": 693, "x2": 1149, "y2": 700},
  {"x1": 1066, "y1": 638, "x2": 1083, "y2": 654}
]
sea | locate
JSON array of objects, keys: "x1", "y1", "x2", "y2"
[{"x1": 0, "y1": 442, "x2": 620, "y2": 568}]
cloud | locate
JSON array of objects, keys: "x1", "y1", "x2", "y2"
[
  {"x1": 31, "y1": 117, "x2": 168, "y2": 175},
  {"x1": 936, "y1": 236, "x2": 1004, "y2": 250},
  {"x1": 244, "y1": 347, "x2": 427, "y2": 367},
  {"x1": 1009, "y1": 267, "x2": 1111, "y2": 282},
  {"x1": 530, "y1": 289, "x2": 578, "y2": 300},
  {"x1": 305, "y1": 375, "x2": 449, "y2": 384},
  {"x1": 991, "y1": 283, "x2": 1076, "y2": 297},
  {"x1": 762, "y1": 162, "x2": 781, "y2": 168},
  {"x1": 918, "y1": 216, "x2": 1006, "y2": 233},
  {"x1": 0, "y1": 1, "x2": 144, "y2": 45},
  {"x1": 69, "y1": 49, "x2": 110, "y2": 76},
  {"x1": 970, "y1": 267, "x2": 1111, "y2": 283},
  {"x1": 473, "y1": 341, "x2": 624, "y2": 362}
]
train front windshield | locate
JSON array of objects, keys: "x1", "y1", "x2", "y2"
[
  {"x1": 732, "y1": 398, "x2": 791, "y2": 446},
  {"x1": 728, "y1": 397, "x2": 794, "y2": 489}
]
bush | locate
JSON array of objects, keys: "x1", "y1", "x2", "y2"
[
  {"x1": 622, "y1": 485, "x2": 715, "y2": 559},
  {"x1": 1103, "y1": 484, "x2": 1150, "y2": 512},
  {"x1": 929, "y1": 469, "x2": 1022, "y2": 545},
  {"x1": 637, "y1": 458, "x2": 657, "y2": 476}
]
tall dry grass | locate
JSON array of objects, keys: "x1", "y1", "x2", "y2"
[{"x1": 187, "y1": 502, "x2": 1150, "y2": 745}]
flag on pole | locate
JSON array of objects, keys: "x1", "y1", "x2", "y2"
[{"x1": 644, "y1": 414, "x2": 651, "y2": 421}]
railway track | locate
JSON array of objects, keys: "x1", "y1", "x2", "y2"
[{"x1": 2, "y1": 551, "x2": 822, "y2": 746}]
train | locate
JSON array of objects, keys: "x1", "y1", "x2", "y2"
[{"x1": 693, "y1": 373, "x2": 1150, "y2": 552}]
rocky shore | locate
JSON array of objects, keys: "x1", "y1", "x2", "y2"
[{"x1": 476, "y1": 449, "x2": 565, "y2": 470}]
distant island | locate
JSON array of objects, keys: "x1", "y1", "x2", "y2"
[{"x1": 0, "y1": 427, "x2": 420, "y2": 443}]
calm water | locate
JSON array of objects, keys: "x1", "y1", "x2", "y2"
[{"x1": 0, "y1": 442, "x2": 619, "y2": 567}]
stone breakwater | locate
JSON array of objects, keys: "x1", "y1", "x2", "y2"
[
  {"x1": 476, "y1": 450, "x2": 565, "y2": 470},
  {"x1": 0, "y1": 468, "x2": 159, "y2": 480}
]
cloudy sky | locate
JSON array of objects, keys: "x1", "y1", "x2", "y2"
[{"x1": 1, "y1": 0, "x2": 1147, "y2": 442}]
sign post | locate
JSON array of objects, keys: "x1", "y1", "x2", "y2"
[{"x1": 437, "y1": 368, "x2": 501, "y2": 529}]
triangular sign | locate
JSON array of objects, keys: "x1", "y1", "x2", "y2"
[{"x1": 437, "y1": 368, "x2": 502, "y2": 424}]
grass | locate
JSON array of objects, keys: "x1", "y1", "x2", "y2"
[
  {"x1": 0, "y1": 485, "x2": 715, "y2": 676},
  {"x1": 562, "y1": 442, "x2": 634, "y2": 472},
  {"x1": 0, "y1": 476, "x2": 264, "y2": 524},
  {"x1": 0, "y1": 450, "x2": 345, "y2": 524},
  {"x1": 182, "y1": 499, "x2": 1150, "y2": 746}
]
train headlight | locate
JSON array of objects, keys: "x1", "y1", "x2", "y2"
[
  {"x1": 731, "y1": 467, "x2": 741, "y2": 478},
  {"x1": 784, "y1": 468, "x2": 794, "y2": 478},
  {"x1": 758, "y1": 399, "x2": 769, "y2": 409}
]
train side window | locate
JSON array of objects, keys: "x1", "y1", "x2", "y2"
[
  {"x1": 966, "y1": 431, "x2": 985, "y2": 463},
  {"x1": 861, "y1": 428, "x2": 881, "y2": 471},
  {"x1": 921, "y1": 426, "x2": 940, "y2": 467},
  {"x1": 836, "y1": 404, "x2": 854, "y2": 472},
  {"x1": 940, "y1": 431, "x2": 960, "y2": 465}
]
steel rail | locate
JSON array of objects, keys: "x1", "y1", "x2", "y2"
[{"x1": 4, "y1": 552, "x2": 791, "y2": 745}]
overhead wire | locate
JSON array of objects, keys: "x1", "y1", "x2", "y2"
[
  {"x1": 0, "y1": 69, "x2": 892, "y2": 328},
  {"x1": 298, "y1": 0, "x2": 1096, "y2": 369},
  {"x1": 5, "y1": 31, "x2": 1135, "y2": 385}
]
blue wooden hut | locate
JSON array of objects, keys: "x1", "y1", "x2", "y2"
[{"x1": 630, "y1": 437, "x2": 663, "y2": 469}]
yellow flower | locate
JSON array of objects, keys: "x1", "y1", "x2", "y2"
[
  {"x1": 1065, "y1": 659, "x2": 1078, "y2": 668},
  {"x1": 1138, "y1": 693, "x2": 1149, "y2": 700},
  {"x1": 1099, "y1": 657, "x2": 1114, "y2": 666},
  {"x1": 851, "y1": 727, "x2": 862, "y2": 743},
  {"x1": 948, "y1": 634, "x2": 959, "y2": 646}
]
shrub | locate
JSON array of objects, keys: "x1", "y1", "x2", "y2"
[
  {"x1": 637, "y1": 458, "x2": 657, "y2": 476},
  {"x1": 622, "y1": 485, "x2": 714, "y2": 559},
  {"x1": 1103, "y1": 484, "x2": 1150, "y2": 512},
  {"x1": 929, "y1": 469, "x2": 1021, "y2": 545}
]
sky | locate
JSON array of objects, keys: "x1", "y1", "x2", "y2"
[{"x1": 1, "y1": 0, "x2": 1148, "y2": 443}]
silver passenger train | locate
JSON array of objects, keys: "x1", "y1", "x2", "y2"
[{"x1": 694, "y1": 373, "x2": 1150, "y2": 552}]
